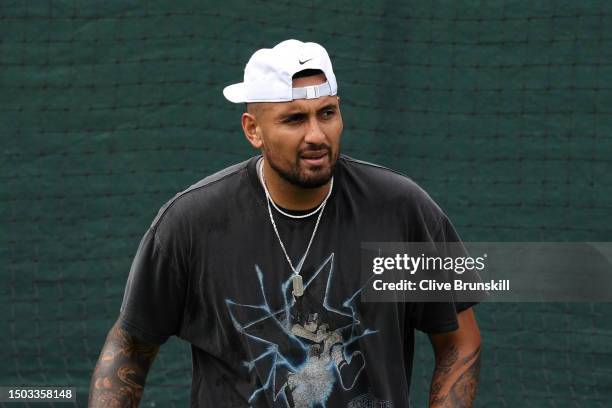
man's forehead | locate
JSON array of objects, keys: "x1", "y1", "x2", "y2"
[{"x1": 274, "y1": 95, "x2": 338, "y2": 113}]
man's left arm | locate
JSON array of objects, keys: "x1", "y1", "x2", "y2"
[{"x1": 428, "y1": 307, "x2": 481, "y2": 408}]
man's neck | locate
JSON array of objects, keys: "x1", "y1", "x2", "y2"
[{"x1": 261, "y1": 159, "x2": 331, "y2": 211}]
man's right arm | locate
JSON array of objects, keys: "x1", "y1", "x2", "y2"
[{"x1": 88, "y1": 320, "x2": 160, "y2": 408}]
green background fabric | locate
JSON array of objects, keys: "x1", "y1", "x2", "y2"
[{"x1": 1, "y1": 1, "x2": 611, "y2": 406}]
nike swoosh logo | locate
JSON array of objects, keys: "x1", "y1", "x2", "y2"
[{"x1": 299, "y1": 58, "x2": 312, "y2": 65}]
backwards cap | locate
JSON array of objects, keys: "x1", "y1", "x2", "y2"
[{"x1": 223, "y1": 39, "x2": 338, "y2": 103}]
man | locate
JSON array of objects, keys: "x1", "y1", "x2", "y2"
[{"x1": 89, "y1": 39, "x2": 481, "y2": 408}]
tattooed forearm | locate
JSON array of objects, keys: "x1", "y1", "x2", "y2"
[
  {"x1": 88, "y1": 322, "x2": 159, "y2": 408},
  {"x1": 429, "y1": 346, "x2": 481, "y2": 407}
]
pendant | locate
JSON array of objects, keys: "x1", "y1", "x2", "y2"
[{"x1": 292, "y1": 274, "x2": 304, "y2": 297}]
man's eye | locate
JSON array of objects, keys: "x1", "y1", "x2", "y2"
[
  {"x1": 321, "y1": 109, "x2": 335, "y2": 118},
  {"x1": 284, "y1": 115, "x2": 303, "y2": 123}
]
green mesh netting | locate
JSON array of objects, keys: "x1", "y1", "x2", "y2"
[{"x1": 2, "y1": 1, "x2": 611, "y2": 406}]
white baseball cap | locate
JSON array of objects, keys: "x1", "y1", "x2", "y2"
[{"x1": 223, "y1": 39, "x2": 338, "y2": 103}]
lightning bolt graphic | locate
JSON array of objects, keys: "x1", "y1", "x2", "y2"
[{"x1": 225, "y1": 253, "x2": 378, "y2": 407}]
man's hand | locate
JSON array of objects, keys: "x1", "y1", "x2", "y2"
[
  {"x1": 428, "y1": 307, "x2": 481, "y2": 408},
  {"x1": 88, "y1": 320, "x2": 160, "y2": 408}
]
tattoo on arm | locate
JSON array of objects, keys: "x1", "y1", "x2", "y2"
[
  {"x1": 88, "y1": 322, "x2": 159, "y2": 408},
  {"x1": 429, "y1": 345, "x2": 481, "y2": 408}
]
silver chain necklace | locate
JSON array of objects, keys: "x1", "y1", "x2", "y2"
[{"x1": 257, "y1": 158, "x2": 333, "y2": 297}]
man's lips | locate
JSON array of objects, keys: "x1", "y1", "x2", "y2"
[
  {"x1": 300, "y1": 150, "x2": 329, "y2": 165},
  {"x1": 300, "y1": 150, "x2": 329, "y2": 159}
]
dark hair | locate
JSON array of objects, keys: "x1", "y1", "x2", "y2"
[{"x1": 292, "y1": 69, "x2": 324, "y2": 79}]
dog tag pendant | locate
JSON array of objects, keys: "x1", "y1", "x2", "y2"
[{"x1": 292, "y1": 274, "x2": 304, "y2": 297}]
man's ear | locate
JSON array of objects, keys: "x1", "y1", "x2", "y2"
[{"x1": 242, "y1": 112, "x2": 263, "y2": 149}]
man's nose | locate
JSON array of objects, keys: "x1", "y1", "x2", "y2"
[{"x1": 304, "y1": 116, "x2": 326, "y2": 144}]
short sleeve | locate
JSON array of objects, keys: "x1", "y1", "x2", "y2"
[
  {"x1": 434, "y1": 216, "x2": 479, "y2": 313},
  {"x1": 118, "y1": 227, "x2": 187, "y2": 344},
  {"x1": 411, "y1": 216, "x2": 477, "y2": 334},
  {"x1": 411, "y1": 302, "x2": 460, "y2": 334}
]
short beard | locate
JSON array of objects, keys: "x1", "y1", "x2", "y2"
[{"x1": 266, "y1": 150, "x2": 337, "y2": 189}]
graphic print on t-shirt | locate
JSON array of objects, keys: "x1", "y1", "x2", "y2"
[{"x1": 225, "y1": 253, "x2": 379, "y2": 408}]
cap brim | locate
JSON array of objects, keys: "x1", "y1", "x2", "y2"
[{"x1": 223, "y1": 83, "x2": 247, "y2": 103}]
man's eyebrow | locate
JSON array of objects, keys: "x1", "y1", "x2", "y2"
[
  {"x1": 317, "y1": 104, "x2": 337, "y2": 112},
  {"x1": 278, "y1": 108, "x2": 306, "y2": 116},
  {"x1": 275, "y1": 102, "x2": 338, "y2": 119},
  {"x1": 277, "y1": 110, "x2": 306, "y2": 120}
]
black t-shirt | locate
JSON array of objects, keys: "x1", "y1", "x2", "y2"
[{"x1": 119, "y1": 155, "x2": 474, "y2": 408}]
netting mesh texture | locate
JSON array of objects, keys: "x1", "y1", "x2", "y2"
[{"x1": 1, "y1": 1, "x2": 611, "y2": 406}]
